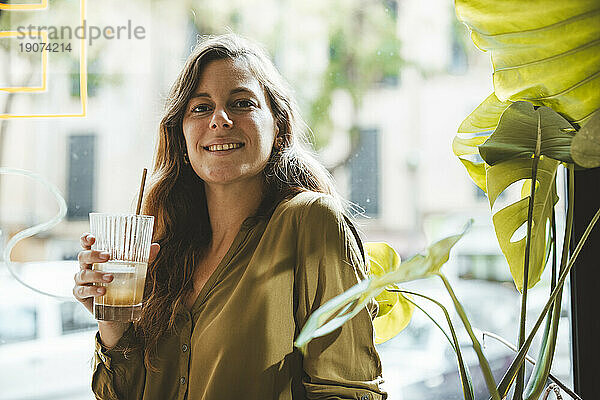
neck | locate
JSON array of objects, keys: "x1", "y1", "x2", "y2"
[{"x1": 204, "y1": 175, "x2": 266, "y2": 252}]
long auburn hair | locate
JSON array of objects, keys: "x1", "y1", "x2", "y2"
[{"x1": 135, "y1": 33, "x2": 340, "y2": 369}]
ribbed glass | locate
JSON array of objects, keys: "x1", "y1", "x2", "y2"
[
  {"x1": 89, "y1": 213, "x2": 154, "y2": 262},
  {"x1": 89, "y1": 213, "x2": 154, "y2": 321}
]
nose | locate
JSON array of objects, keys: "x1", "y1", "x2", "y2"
[{"x1": 210, "y1": 108, "x2": 233, "y2": 130}]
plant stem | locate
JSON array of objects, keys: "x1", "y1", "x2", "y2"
[
  {"x1": 482, "y1": 331, "x2": 581, "y2": 400},
  {"x1": 391, "y1": 289, "x2": 475, "y2": 400},
  {"x1": 551, "y1": 208, "x2": 557, "y2": 290},
  {"x1": 391, "y1": 290, "x2": 455, "y2": 350},
  {"x1": 437, "y1": 273, "x2": 500, "y2": 400},
  {"x1": 523, "y1": 291, "x2": 561, "y2": 400},
  {"x1": 524, "y1": 170, "x2": 570, "y2": 400},
  {"x1": 513, "y1": 152, "x2": 540, "y2": 400},
  {"x1": 514, "y1": 115, "x2": 542, "y2": 399},
  {"x1": 496, "y1": 205, "x2": 600, "y2": 398},
  {"x1": 559, "y1": 165, "x2": 575, "y2": 277}
]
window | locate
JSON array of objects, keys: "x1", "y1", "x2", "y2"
[
  {"x1": 570, "y1": 167, "x2": 600, "y2": 397},
  {"x1": 383, "y1": 0, "x2": 398, "y2": 20},
  {"x1": 349, "y1": 128, "x2": 380, "y2": 216},
  {"x1": 60, "y1": 302, "x2": 97, "y2": 334},
  {"x1": 66, "y1": 134, "x2": 96, "y2": 220},
  {"x1": 0, "y1": 305, "x2": 37, "y2": 345},
  {"x1": 1, "y1": 2, "x2": 588, "y2": 399},
  {"x1": 457, "y1": 254, "x2": 512, "y2": 283}
]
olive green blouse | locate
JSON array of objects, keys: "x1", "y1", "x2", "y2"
[{"x1": 91, "y1": 191, "x2": 387, "y2": 400}]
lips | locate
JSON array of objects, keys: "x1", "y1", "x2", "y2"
[{"x1": 203, "y1": 143, "x2": 245, "y2": 152}]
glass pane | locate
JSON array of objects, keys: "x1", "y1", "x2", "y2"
[{"x1": 0, "y1": 0, "x2": 574, "y2": 399}]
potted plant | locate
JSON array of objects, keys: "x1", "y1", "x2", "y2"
[{"x1": 296, "y1": 1, "x2": 600, "y2": 399}]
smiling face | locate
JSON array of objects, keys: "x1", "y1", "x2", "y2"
[{"x1": 182, "y1": 57, "x2": 278, "y2": 187}]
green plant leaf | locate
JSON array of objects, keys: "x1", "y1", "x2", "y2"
[
  {"x1": 571, "y1": 110, "x2": 600, "y2": 168},
  {"x1": 366, "y1": 242, "x2": 401, "y2": 318},
  {"x1": 487, "y1": 157, "x2": 559, "y2": 291},
  {"x1": 294, "y1": 223, "x2": 471, "y2": 351},
  {"x1": 364, "y1": 242, "x2": 415, "y2": 344},
  {"x1": 453, "y1": 135, "x2": 489, "y2": 156},
  {"x1": 455, "y1": 0, "x2": 600, "y2": 126},
  {"x1": 366, "y1": 242, "x2": 401, "y2": 275},
  {"x1": 459, "y1": 159, "x2": 488, "y2": 192},
  {"x1": 453, "y1": 136, "x2": 489, "y2": 192},
  {"x1": 458, "y1": 93, "x2": 512, "y2": 135},
  {"x1": 372, "y1": 291, "x2": 414, "y2": 344},
  {"x1": 479, "y1": 102, "x2": 576, "y2": 165},
  {"x1": 453, "y1": 93, "x2": 512, "y2": 190}
]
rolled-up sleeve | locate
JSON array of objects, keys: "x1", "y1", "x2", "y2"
[
  {"x1": 295, "y1": 195, "x2": 387, "y2": 400},
  {"x1": 92, "y1": 324, "x2": 145, "y2": 400}
]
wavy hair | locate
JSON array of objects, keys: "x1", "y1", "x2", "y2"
[{"x1": 135, "y1": 33, "x2": 339, "y2": 370}]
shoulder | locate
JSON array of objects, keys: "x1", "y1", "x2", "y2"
[
  {"x1": 273, "y1": 190, "x2": 344, "y2": 224},
  {"x1": 271, "y1": 191, "x2": 365, "y2": 259}
]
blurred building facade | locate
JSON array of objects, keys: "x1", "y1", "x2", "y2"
[{"x1": 1, "y1": 0, "x2": 504, "y2": 274}]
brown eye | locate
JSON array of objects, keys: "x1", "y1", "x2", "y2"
[
  {"x1": 234, "y1": 100, "x2": 254, "y2": 108},
  {"x1": 192, "y1": 104, "x2": 211, "y2": 113}
]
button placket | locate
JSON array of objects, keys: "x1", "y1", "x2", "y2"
[{"x1": 178, "y1": 317, "x2": 191, "y2": 396}]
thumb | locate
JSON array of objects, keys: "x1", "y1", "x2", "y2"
[{"x1": 149, "y1": 243, "x2": 160, "y2": 263}]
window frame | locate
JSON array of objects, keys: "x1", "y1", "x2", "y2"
[{"x1": 569, "y1": 166, "x2": 600, "y2": 397}]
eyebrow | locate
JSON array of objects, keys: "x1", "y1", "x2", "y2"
[{"x1": 189, "y1": 87, "x2": 256, "y2": 100}]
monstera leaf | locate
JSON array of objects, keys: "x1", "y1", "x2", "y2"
[
  {"x1": 452, "y1": 93, "x2": 513, "y2": 192},
  {"x1": 295, "y1": 222, "x2": 471, "y2": 350},
  {"x1": 453, "y1": 0, "x2": 600, "y2": 189},
  {"x1": 479, "y1": 102, "x2": 576, "y2": 165},
  {"x1": 481, "y1": 103, "x2": 569, "y2": 291},
  {"x1": 479, "y1": 102, "x2": 572, "y2": 290},
  {"x1": 571, "y1": 111, "x2": 600, "y2": 168},
  {"x1": 453, "y1": 0, "x2": 599, "y2": 291},
  {"x1": 455, "y1": 0, "x2": 600, "y2": 126},
  {"x1": 365, "y1": 242, "x2": 414, "y2": 344},
  {"x1": 488, "y1": 156, "x2": 559, "y2": 291}
]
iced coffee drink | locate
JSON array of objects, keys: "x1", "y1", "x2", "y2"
[
  {"x1": 89, "y1": 213, "x2": 154, "y2": 322},
  {"x1": 92, "y1": 261, "x2": 148, "y2": 321}
]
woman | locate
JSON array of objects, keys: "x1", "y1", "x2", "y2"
[{"x1": 74, "y1": 33, "x2": 387, "y2": 400}]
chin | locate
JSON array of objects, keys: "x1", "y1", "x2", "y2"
[{"x1": 198, "y1": 170, "x2": 243, "y2": 184}]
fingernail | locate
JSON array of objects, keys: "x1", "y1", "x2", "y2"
[
  {"x1": 100, "y1": 252, "x2": 110, "y2": 260},
  {"x1": 103, "y1": 274, "x2": 113, "y2": 282}
]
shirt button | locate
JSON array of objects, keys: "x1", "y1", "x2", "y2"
[
  {"x1": 181, "y1": 344, "x2": 188, "y2": 352},
  {"x1": 361, "y1": 395, "x2": 370, "y2": 400},
  {"x1": 180, "y1": 377, "x2": 186, "y2": 385}
]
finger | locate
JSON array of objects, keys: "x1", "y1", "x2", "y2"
[
  {"x1": 78, "y1": 250, "x2": 110, "y2": 268},
  {"x1": 149, "y1": 243, "x2": 160, "y2": 263},
  {"x1": 80, "y1": 233, "x2": 95, "y2": 249},
  {"x1": 74, "y1": 268, "x2": 113, "y2": 285},
  {"x1": 73, "y1": 284, "x2": 106, "y2": 300}
]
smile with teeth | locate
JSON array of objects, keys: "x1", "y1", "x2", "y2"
[{"x1": 204, "y1": 143, "x2": 244, "y2": 152}]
